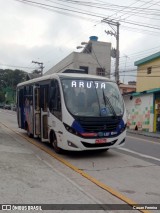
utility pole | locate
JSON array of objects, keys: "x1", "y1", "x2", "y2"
[
  {"x1": 32, "y1": 61, "x2": 44, "y2": 76},
  {"x1": 123, "y1": 55, "x2": 130, "y2": 83},
  {"x1": 101, "y1": 19, "x2": 120, "y2": 84}
]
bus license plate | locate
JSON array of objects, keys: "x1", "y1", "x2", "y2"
[{"x1": 95, "y1": 139, "x2": 107, "y2": 144}]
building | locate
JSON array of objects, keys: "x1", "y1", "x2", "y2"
[
  {"x1": 119, "y1": 81, "x2": 136, "y2": 94},
  {"x1": 45, "y1": 36, "x2": 111, "y2": 77},
  {"x1": 135, "y1": 51, "x2": 160, "y2": 92},
  {"x1": 124, "y1": 88, "x2": 160, "y2": 133},
  {"x1": 26, "y1": 73, "x2": 41, "y2": 80}
]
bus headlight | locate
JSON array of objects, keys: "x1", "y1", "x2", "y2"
[
  {"x1": 120, "y1": 123, "x2": 127, "y2": 133},
  {"x1": 64, "y1": 123, "x2": 79, "y2": 136}
]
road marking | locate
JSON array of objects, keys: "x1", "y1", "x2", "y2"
[
  {"x1": 37, "y1": 156, "x2": 105, "y2": 207},
  {"x1": 127, "y1": 135, "x2": 160, "y2": 145},
  {"x1": 119, "y1": 147, "x2": 160, "y2": 162},
  {"x1": 0, "y1": 122, "x2": 152, "y2": 213}
]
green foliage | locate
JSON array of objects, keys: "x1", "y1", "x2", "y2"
[
  {"x1": 0, "y1": 69, "x2": 27, "y2": 89},
  {"x1": 0, "y1": 69, "x2": 27, "y2": 104},
  {"x1": 0, "y1": 91, "x2": 5, "y2": 103}
]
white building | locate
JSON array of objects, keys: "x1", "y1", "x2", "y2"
[
  {"x1": 124, "y1": 92, "x2": 154, "y2": 132},
  {"x1": 45, "y1": 36, "x2": 111, "y2": 77}
]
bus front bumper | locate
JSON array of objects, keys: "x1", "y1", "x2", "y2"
[{"x1": 59, "y1": 130, "x2": 126, "y2": 151}]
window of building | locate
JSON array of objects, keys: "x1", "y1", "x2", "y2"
[
  {"x1": 147, "y1": 66, "x2": 152, "y2": 74},
  {"x1": 96, "y1": 68, "x2": 105, "y2": 76},
  {"x1": 79, "y1": 66, "x2": 88, "y2": 74}
]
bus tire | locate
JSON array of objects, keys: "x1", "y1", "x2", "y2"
[{"x1": 50, "y1": 131, "x2": 62, "y2": 154}]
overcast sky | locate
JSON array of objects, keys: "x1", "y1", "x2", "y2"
[{"x1": 1, "y1": 0, "x2": 160, "y2": 83}]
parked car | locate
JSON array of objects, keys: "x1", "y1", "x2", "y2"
[
  {"x1": 3, "y1": 104, "x2": 11, "y2": 110},
  {"x1": 0, "y1": 103, "x2": 4, "y2": 109}
]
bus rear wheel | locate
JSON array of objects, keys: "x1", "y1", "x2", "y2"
[{"x1": 50, "y1": 132, "x2": 62, "y2": 154}]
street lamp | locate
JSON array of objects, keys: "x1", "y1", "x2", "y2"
[
  {"x1": 76, "y1": 46, "x2": 83, "y2": 49},
  {"x1": 81, "y1": 42, "x2": 88, "y2": 45}
]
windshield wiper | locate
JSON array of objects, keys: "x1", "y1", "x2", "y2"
[{"x1": 102, "y1": 89, "x2": 117, "y2": 117}]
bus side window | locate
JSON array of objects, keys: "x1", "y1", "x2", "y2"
[
  {"x1": 49, "y1": 80, "x2": 62, "y2": 120},
  {"x1": 35, "y1": 88, "x2": 40, "y2": 111},
  {"x1": 19, "y1": 89, "x2": 24, "y2": 107},
  {"x1": 40, "y1": 85, "x2": 48, "y2": 112}
]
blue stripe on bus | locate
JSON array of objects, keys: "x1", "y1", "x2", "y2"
[{"x1": 71, "y1": 120, "x2": 84, "y2": 133}]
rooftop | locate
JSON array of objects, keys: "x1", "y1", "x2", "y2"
[
  {"x1": 123, "y1": 87, "x2": 160, "y2": 97},
  {"x1": 134, "y1": 51, "x2": 160, "y2": 66}
]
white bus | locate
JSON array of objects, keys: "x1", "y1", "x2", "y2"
[{"x1": 17, "y1": 72, "x2": 126, "y2": 153}]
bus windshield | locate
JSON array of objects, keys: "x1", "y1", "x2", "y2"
[{"x1": 61, "y1": 79, "x2": 124, "y2": 117}]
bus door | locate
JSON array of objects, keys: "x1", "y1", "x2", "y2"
[
  {"x1": 33, "y1": 86, "x2": 40, "y2": 138},
  {"x1": 17, "y1": 88, "x2": 25, "y2": 129},
  {"x1": 40, "y1": 85, "x2": 49, "y2": 142}
]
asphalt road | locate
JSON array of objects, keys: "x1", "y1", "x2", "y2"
[
  {"x1": 1, "y1": 108, "x2": 160, "y2": 164},
  {"x1": 120, "y1": 133, "x2": 160, "y2": 166},
  {"x1": 0, "y1": 109, "x2": 160, "y2": 212}
]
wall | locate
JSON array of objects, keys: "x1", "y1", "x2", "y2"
[
  {"x1": 89, "y1": 41, "x2": 111, "y2": 76},
  {"x1": 136, "y1": 58, "x2": 160, "y2": 92},
  {"x1": 73, "y1": 52, "x2": 96, "y2": 74},
  {"x1": 124, "y1": 93, "x2": 154, "y2": 132},
  {"x1": 44, "y1": 40, "x2": 111, "y2": 77}
]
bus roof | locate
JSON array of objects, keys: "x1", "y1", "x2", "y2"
[{"x1": 17, "y1": 73, "x2": 115, "y2": 87}]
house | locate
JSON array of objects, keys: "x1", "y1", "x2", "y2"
[
  {"x1": 135, "y1": 51, "x2": 160, "y2": 92},
  {"x1": 123, "y1": 51, "x2": 160, "y2": 133},
  {"x1": 124, "y1": 88, "x2": 160, "y2": 133},
  {"x1": 45, "y1": 36, "x2": 111, "y2": 77},
  {"x1": 119, "y1": 81, "x2": 136, "y2": 94}
]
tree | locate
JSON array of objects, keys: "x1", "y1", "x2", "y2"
[
  {"x1": 0, "y1": 69, "x2": 26, "y2": 89},
  {"x1": 32, "y1": 69, "x2": 41, "y2": 75},
  {"x1": 0, "y1": 91, "x2": 5, "y2": 103},
  {"x1": 0, "y1": 69, "x2": 27, "y2": 104},
  {"x1": 12, "y1": 69, "x2": 26, "y2": 88}
]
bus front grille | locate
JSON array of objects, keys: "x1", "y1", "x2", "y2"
[{"x1": 77, "y1": 117, "x2": 121, "y2": 132}]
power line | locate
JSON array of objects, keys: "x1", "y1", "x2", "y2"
[
  {"x1": 49, "y1": 0, "x2": 160, "y2": 13},
  {"x1": 14, "y1": 0, "x2": 160, "y2": 32},
  {"x1": 10, "y1": 0, "x2": 160, "y2": 81},
  {"x1": 121, "y1": 25, "x2": 160, "y2": 36},
  {"x1": 0, "y1": 63, "x2": 35, "y2": 70},
  {"x1": 115, "y1": 0, "x2": 156, "y2": 20}
]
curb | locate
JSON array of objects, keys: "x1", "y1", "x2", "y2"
[{"x1": 127, "y1": 129, "x2": 160, "y2": 139}]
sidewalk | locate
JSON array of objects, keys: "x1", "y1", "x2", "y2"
[
  {"x1": 1, "y1": 121, "x2": 134, "y2": 213},
  {"x1": 0, "y1": 123, "x2": 102, "y2": 212},
  {"x1": 127, "y1": 128, "x2": 160, "y2": 139}
]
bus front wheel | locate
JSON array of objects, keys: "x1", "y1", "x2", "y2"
[{"x1": 50, "y1": 132, "x2": 62, "y2": 154}]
